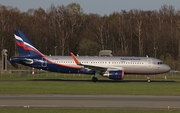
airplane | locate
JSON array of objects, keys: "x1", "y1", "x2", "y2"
[{"x1": 10, "y1": 30, "x2": 171, "y2": 82}]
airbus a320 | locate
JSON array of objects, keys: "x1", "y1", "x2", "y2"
[{"x1": 10, "y1": 30, "x2": 171, "y2": 82}]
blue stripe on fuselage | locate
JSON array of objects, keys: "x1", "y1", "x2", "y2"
[{"x1": 31, "y1": 60, "x2": 93, "y2": 74}]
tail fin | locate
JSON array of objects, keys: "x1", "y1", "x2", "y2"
[{"x1": 14, "y1": 30, "x2": 44, "y2": 58}]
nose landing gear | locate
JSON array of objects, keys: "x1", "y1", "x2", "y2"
[{"x1": 147, "y1": 75, "x2": 151, "y2": 83}]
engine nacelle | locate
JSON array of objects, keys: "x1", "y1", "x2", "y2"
[{"x1": 103, "y1": 70, "x2": 124, "y2": 80}]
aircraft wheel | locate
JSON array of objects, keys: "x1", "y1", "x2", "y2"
[
  {"x1": 147, "y1": 75, "x2": 151, "y2": 83},
  {"x1": 92, "y1": 77, "x2": 98, "y2": 82}
]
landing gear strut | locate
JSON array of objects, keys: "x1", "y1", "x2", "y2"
[
  {"x1": 92, "y1": 77, "x2": 98, "y2": 82},
  {"x1": 147, "y1": 75, "x2": 151, "y2": 83},
  {"x1": 92, "y1": 71, "x2": 99, "y2": 82}
]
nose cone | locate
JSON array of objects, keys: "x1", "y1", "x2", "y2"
[{"x1": 164, "y1": 65, "x2": 171, "y2": 73}]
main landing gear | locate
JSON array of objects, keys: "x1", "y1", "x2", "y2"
[
  {"x1": 92, "y1": 71, "x2": 99, "y2": 82},
  {"x1": 92, "y1": 77, "x2": 98, "y2": 82}
]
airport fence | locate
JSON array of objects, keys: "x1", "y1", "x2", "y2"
[{"x1": 0, "y1": 69, "x2": 180, "y2": 80}]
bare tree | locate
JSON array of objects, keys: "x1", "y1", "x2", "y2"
[{"x1": 133, "y1": 10, "x2": 143, "y2": 56}]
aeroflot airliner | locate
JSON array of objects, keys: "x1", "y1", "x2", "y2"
[{"x1": 10, "y1": 30, "x2": 171, "y2": 82}]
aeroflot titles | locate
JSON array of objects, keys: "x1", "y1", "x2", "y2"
[{"x1": 120, "y1": 58, "x2": 141, "y2": 60}]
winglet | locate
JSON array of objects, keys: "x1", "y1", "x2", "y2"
[{"x1": 70, "y1": 52, "x2": 81, "y2": 65}]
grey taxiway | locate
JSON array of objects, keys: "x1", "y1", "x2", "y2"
[{"x1": 0, "y1": 95, "x2": 180, "y2": 109}]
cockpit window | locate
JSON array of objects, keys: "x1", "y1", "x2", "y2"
[{"x1": 157, "y1": 62, "x2": 164, "y2": 65}]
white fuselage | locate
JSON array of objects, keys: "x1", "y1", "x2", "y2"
[{"x1": 46, "y1": 56, "x2": 170, "y2": 75}]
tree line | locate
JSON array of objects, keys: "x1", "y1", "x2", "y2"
[{"x1": 0, "y1": 3, "x2": 180, "y2": 70}]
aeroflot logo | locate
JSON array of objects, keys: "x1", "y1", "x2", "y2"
[
  {"x1": 121, "y1": 58, "x2": 141, "y2": 60},
  {"x1": 14, "y1": 34, "x2": 38, "y2": 51}
]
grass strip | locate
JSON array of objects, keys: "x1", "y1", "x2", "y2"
[
  {"x1": 0, "y1": 81, "x2": 180, "y2": 95},
  {"x1": 0, "y1": 108, "x2": 180, "y2": 113}
]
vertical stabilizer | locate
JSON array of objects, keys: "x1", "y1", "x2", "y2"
[{"x1": 14, "y1": 30, "x2": 43, "y2": 58}]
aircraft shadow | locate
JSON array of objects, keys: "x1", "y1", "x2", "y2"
[
  {"x1": 31, "y1": 79, "x2": 91, "y2": 82},
  {"x1": 30, "y1": 79, "x2": 176, "y2": 83}
]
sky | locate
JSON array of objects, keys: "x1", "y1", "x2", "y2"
[{"x1": 0, "y1": 0, "x2": 180, "y2": 15}]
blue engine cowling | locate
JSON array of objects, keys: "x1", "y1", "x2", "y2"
[{"x1": 108, "y1": 70, "x2": 124, "y2": 80}]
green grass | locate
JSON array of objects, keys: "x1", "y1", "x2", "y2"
[
  {"x1": 0, "y1": 71, "x2": 179, "y2": 80},
  {"x1": 0, "y1": 108, "x2": 180, "y2": 113},
  {"x1": 0, "y1": 80, "x2": 180, "y2": 95},
  {"x1": 1, "y1": 73, "x2": 180, "y2": 111},
  {"x1": 0, "y1": 72, "x2": 180, "y2": 95}
]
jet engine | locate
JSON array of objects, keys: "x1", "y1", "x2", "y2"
[{"x1": 103, "y1": 70, "x2": 124, "y2": 80}]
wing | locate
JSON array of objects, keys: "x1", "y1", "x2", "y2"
[{"x1": 70, "y1": 52, "x2": 124, "y2": 72}]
